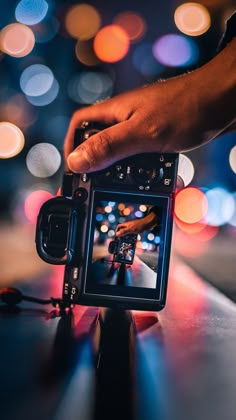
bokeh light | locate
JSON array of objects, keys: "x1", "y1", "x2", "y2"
[
  {"x1": 20, "y1": 64, "x2": 54, "y2": 96},
  {"x1": 1, "y1": 93, "x2": 37, "y2": 128},
  {"x1": 229, "y1": 145, "x2": 236, "y2": 173},
  {"x1": 26, "y1": 143, "x2": 61, "y2": 177},
  {"x1": 175, "y1": 187, "x2": 208, "y2": 223},
  {"x1": 68, "y1": 71, "x2": 113, "y2": 104},
  {"x1": 26, "y1": 78, "x2": 59, "y2": 106},
  {"x1": 15, "y1": 0, "x2": 49, "y2": 26},
  {"x1": 113, "y1": 11, "x2": 146, "y2": 42},
  {"x1": 205, "y1": 188, "x2": 235, "y2": 226},
  {"x1": 0, "y1": 23, "x2": 35, "y2": 57},
  {"x1": 32, "y1": 17, "x2": 60, "y2": 43},
  {"x1": 228, "y1": 192, "x2": 236, "y2": 227},
  {"x1": 0, "y1": 122, "x2": 25, "y2": 159},
  {"x1": 94, "y1": 25, "x2": 130, "y2": 63},
  {"x1": 75, "y1": 40, "x2": 100, "y2": 66},
  {"x1": 132, "y1": 43, "x2": 164, "y2": 77},
  {"x1": 153, "y1": 34, "x2": 199, "y2": 67},
  {"x1": 65, "y1": 4, "x2": 101, "y2": 40},
  {"x1": 174, "y1": 2, "x2": 211, "y2": 36},
  {"x1": 177, "y1": 153, "x2": 195, "y2": 186},
  {"x1": 24, "y1": 189, "x2": 53, "y2": 224}
]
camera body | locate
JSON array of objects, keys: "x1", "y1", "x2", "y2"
[{"x1": 36, "y1": 122, "x2": 178, "y2": 311}]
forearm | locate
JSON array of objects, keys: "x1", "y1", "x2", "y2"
[{"x1": 192, "y1": 37, "x2": 236, "y2": 141}]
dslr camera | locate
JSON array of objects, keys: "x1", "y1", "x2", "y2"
[{"x1": 36, "y1": 122, "x2": 178, "y2": 311}]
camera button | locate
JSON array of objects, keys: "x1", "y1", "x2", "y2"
[{"x1": 74, "y1": 188, "x2": 88, "y2": 202}]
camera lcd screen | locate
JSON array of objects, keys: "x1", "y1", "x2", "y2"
[{"x1": 84, "y1": 190, "x2": 173, "y2": 303}]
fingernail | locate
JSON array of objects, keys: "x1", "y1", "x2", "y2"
[{"x1": 67, "y1": 151, "x2": 91, "y2": 173}]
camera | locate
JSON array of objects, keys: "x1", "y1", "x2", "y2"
[
  {"x1": 36, "y1": 122, "x2": 179, "y2": 311},
  {"x1": 108, "y1": 234, "x2": 138, "y2": 265}
]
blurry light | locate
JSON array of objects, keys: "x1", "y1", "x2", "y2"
[
  {"x1": 132, "y1": 43, "x2": 164, "y2": 77},
  {"x1": 178, "y1": 154, "x2": 195, "y2": 186},
  {"x1": 139, "y1": 205, "x2": 147, "y2": 212},
  {"x1": 24, "y1": 189, "x2": 53, "y2": 224},
  {"x1": 75, "y1": 40, "x2": 100, "y2": 66},
  {"x1": 100, "y1": 225, "x2": 108, "y2": 233},
  {"x1": 108, "y1": 214, "x2": 116, "y2": 223},
  {"x1": 153, "y1": 34, "x2": 199, "y2": 67},
  {"x1": 26, "y1": 78, "x2": 59, "y2": 106},
  {"x1": 118, "y1": 203, "x2": 125, "y2": 211},
  {"x1": 174, "y1": 217, "x2": 206, "y2": 234},
  {"x1": 2, "y1": 93, "x2": 37, "y2": 128},
  {"x1": 0, "y1": 23, "x2": 35, "y2": 57},
  {"x1": 26, "y1": 143, "x2": 61, "y2": 177},
  {"x1": 174, "y1": 2, "x2": 211, "y2": 36},
  {"x1": 147, "y1": 233, "x2": 154, "y2": 241},
  {"x1": 142, "y1": 242, "x2": 148, "y2": 250},
  {"x1": 229, "y1": 145, "x2": 236, "y2": 173},
  {"x1": 68, "y1": 72, "x2": 113, "y2": 105},
  {"x1": 65, "y1": 4, "x2": 101, "y2": 40},
  {"x1": 154, "y1": 236, "x2": 160, "y2": 245},
  {"x1": 205, "y1": 188, "x2": 235, "y2": 226},
  {"x1": 108, "y1": 229, "x2": 115, "y2": 238},
  {"x1": 123, "y1": 208, "x2": 131, "y2": 216},
  {"x1": 113, "y1": 11, "x2": 146, "y2": 42},
  {"x1": 96, "y1": 214, "x2": 103, "y2": 222},
  {"x1": 20, "y1": 64, "x2": 54, "y2": 96},
  {"x1": 175, "y1": 187, "x2": 208, "y2": 223},
  {"x1": 137, "y1": 234, "x2": 141, "y2": 241},
  {"x1": 229, "y1": 193, "x2": 236, "y2": 227},
  {"x1": 105, "y1": 205, "x2": 112, "y2": 213},
  {"x1": 135, "y1": 211, "x2": 143, "y2": 218},
  {"x1": 0, "y1": 122, "x2": 25, "y2": 159},
  {"x1": 191, "y1": 224, "x2": 219, "y2": 242},
  {"x1": 15, "y1": 0, "x2": 49, "y2": 26},
  {"x1": 94, "y1": 25, "x2": 130, "y2": 63},
  {"x1": 173, "y1": 228, "x2": 208, "y2": 257},
  {"x1": 32, "y1": 17, "x2": 59, "y2": 43},
  {"x1": 108, "y1": 201, "x2": 116, "y2": 207}
]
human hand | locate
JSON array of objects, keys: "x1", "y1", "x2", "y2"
[
  {"x1": 115, "y1": 212, "x2": 158, "y2": 237},
  {"x1": 64, "y1": 38, "x2": 236, "y2": 173}
]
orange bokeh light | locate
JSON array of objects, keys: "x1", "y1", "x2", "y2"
[
  {"x1": 174, "y1": 217, "x2": 206, "y2": 234},
  {"x1": 75, "y1": 39, "x2": 100, "y2": 66},
  {"x1": 174, "y1": 187, "x2": 208, "y2": 224},
  {"x1": 0, "y1": 23, "x2": 35, "y2": 57},
  {"x1": 0, "y1": 122, "x2": 25, "y2": 159},
  {"x1": 94, "y1": 24, "x2": 130, "y2": 63},
  {"x1": 24, "y1": 190, "x2": 53, "y2": 224},
  {"x1": 113, "y1": 11, "x2": 146, "y2": 42},
  {"x1": 174, "y1": 2, "x2": 211, "y2": 36},
  {"x1": 65, "y1": 4, "x2": 101, "y2": 40},
  {"x1": 1, "y1": 94, "x2": 37, "y2": 129}
]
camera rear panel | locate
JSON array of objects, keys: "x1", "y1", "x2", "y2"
[{"x1": 60, "y1": 124, "x2": 178, "y2": 311}]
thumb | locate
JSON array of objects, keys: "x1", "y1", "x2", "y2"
[{"x1": 67, "y1": 119, "x2": 140, "y2": 173}]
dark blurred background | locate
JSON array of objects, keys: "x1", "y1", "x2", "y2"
[{"x1": 0, "y1": 0, "x2": 235, "y2": 300}]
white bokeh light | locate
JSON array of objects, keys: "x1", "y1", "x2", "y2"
[
  {"x1": 20, "y1": 64, "x2": 54, "y2": 97},
  {"x1": 177, "y1": 153, "x2": 195, "y2": 186},
  {"x1": 26, "y1": 143, "x2": 61, "y2": 177},
  {"x1": 205, "y1": 188, "x2": 235, "y2": 226},
  {"x1": 229, "y1": 145, "x2": 236, "y2": 173}
]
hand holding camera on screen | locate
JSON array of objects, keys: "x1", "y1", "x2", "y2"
[{"x1": 115, "y1": 211, "x2": 159, "y2": 238}]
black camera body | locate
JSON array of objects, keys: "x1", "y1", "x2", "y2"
[{"x1": 36, "y1": 122, "x2": 178, "y2": 311}]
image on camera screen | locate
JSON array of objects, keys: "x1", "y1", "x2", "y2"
[{"x1": 88, "y1": 194, "x2": 165, "y2": 290}]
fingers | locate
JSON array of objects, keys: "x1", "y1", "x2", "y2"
[
  {"x1": 67, "y1": 119, "x2": 141, "y2": 173},
  {"x1": 64, "y1": 100, "x2": 119, "y2": 164}
]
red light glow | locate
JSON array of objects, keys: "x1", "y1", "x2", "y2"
[{"x1": 24, "y1": 190, "x2": 53, "y2": 224}]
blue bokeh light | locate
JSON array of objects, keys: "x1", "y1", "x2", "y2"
[
  {"x1": 15, "y1": 0, "x2": 49, "y2": 26},
  {"x1": 20, "y1": 64, "x2": 54, "y2": 97}
]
